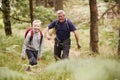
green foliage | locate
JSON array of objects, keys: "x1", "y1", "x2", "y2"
[
  {"x1": 112, "y1": 19, "x2": 120, "y2": 29},
  {"x1": 37, "y1": 58, "x2": 120, "y2": 80},
  {"x1": 99, "y1": 26, "x2": 118, "y2": 50},
  {"x1": 10, "y1": 0, "x2": 30, "y2": 23},
  {"x1": 0, "y1": 67, "x2": 32, "y2": 80},
  {"x1": 34, "y1": 6, "x2": 56, "y2": 24},
  {"x1": 0, "y1": 23, "x2": 3, "y2": 29},
  {"x1": 115, "y1": 0, "x2": 120, "y2": 4},
  {"x1": 1, "y1": 1, "x2": 120, "y2": 80},
  {"x1": 12, "y1": 23, "x2": 30, "y2": 29},
  {"x1": 0, "y1": 34, "x2": 24, "y2": 71},
  {"x1": 10, "y1": 0, "x2": 56, "y2": 24},
  {"x1": 41, "y1": 50, "x2": 54, "y2": 61},
  {"x1": 0, "y1": 34, "x2": 23, "y2": 54}
]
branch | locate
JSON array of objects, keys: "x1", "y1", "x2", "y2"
[
  {"x1": 0, "y1": 7, "x2": 3, "y2": 12},
  {"x1": 99, "y1": 4, "x2": 118, "y2": 20},
  {"x1": 10, "y1": 15, "x2": 30, "y2": 23}
]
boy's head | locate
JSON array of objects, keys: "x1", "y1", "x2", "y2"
[{"x1": 32, "y1": 20, "x2": 41, "y2": 32}]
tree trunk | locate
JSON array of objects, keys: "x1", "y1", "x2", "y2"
[
  {"x1": 44, "y1": 0, "x2": 48, "y2": 7},
  {"x1": 48, "y1": 0, "x2": 54, "y2": 7},
  {"x1": 117, "y1": 1, "x2": 120, "y2": 55},
  {"x1": 54, "y1": 0, "x2": 63, "y2": 11},
  {"x1": 29, "y1": 0, "x2": 34, "y2": 25},
  {"x1": 118, "y1": 29, "x2": 120, "y2": 54},
  {"x1": 89, "y1": 0, "x2": 99, "y2": 53},
  {"x1": 2, "y1": 0, "x2": 12, "y2": 36},
  {"x1": 36, "y1": 0, "x2": 41, "y2": 6}
]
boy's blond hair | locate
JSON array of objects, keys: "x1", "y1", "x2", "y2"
[{"x1": 32, "y1": 20, "x2": 41, "y2": 25}]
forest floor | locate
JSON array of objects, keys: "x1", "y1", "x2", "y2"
[{"x1": 1, "y1": 0, "x2": 117, "y2": 78}]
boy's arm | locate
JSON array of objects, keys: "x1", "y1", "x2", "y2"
[
  {"x1": 38, "y1": 35, "x2": 44, "y2": 60},
  {"x1": 21, "y1": 41, "x2": 26, "y2": 60},
  {"x1": 21, "y1": 32, "x2": 31, "y2": 60}
]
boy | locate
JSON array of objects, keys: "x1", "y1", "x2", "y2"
[{"x1": 21, "y1": 20, "x2": 44, "y2": 71}]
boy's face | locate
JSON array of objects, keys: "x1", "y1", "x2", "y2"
[{"x1": 33, "y1": 23, "x2": 41, "y2": 33}]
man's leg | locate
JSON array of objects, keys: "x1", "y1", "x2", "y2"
[
  {"x1": 62, "y1": 39, "x2": 70, "y2": 59},
  {"x1": 54, "y1": 41, "x2": 62, "y2": 61}
]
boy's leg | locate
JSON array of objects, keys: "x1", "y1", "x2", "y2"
[{"x1": 26, "y1": 49, "x2": 37, "y2": 65}]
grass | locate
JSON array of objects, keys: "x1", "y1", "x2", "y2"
[
  {"x1": 0, "y1": 0, "x2": 120, "y2": 80},
  {"x1": 0, "y1": 21, "x2": 120, "y2": 80},
  {"x1": 37, "y1": 58, "x2": 120, "y2": 80},
  {"x1": 0, "y1": 67, "x2": 33, "y2": 80}
]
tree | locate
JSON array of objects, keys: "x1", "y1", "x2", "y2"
[
  {"x1": 114, "y1": 0, "x2": 120, "y2": 55},
  {"x1": 36, "y1": 0, "x2": 41, "y2": 6},
  {"x1": 29, "y1": 0, "x2": 34, "y2": 25},
  {"x1": 44, "y1": 0, "x2": 48, "y2": 7},
  {"x1": 54, "y1": 0, "x2": 63, "y2": 11},
  {"x1": 2, "y1": 0, "x2": 12, "y2": 36},
  {"x1": 89, "y1": 0, "x2": 99, "y2": 53}
]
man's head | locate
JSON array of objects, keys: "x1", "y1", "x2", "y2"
[
  {"x1": 57, "y1": 10, "x2": 66, "y2": 22},
  {"x1": 32, "y1": 20, "x2": 41, "y2": 33}
]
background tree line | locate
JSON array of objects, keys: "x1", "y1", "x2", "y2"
[{"x1": 0, "y1": 0, "x2": 120, "y2": 54}]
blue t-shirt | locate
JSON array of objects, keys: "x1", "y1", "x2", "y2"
[{"x1": 48, "y1": 19, "x2": 76, "y2": 41}]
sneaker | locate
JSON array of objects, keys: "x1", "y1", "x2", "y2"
[{"x1": 26, "y1": 66, "x2": 31, "y2": 71}]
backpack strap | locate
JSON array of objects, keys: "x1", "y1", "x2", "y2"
[
  {"x1": 25, "y1": 27, "x2": 32, "y2": 38},
  {"x1": 65, "y1": 18, "x2": 70, "y2": 30},
  {"x1": 25, "y1": 27, "x2": 43, "y2": 45},
  {"x1": 55, "y1": 20, "x2": 59, "y2": 30},
  {"x1": 29, "y1": 29, "x2": 34, "y2": 42},
  {"x1": 38, "y1": 29, "x2": 43, "y2": 46},
  {"x1": 25, "y1": 27, "x2": 33, "y2": 42},
  {"x1": 55, "y1": 18, "x2": 70, "y2": 30}
]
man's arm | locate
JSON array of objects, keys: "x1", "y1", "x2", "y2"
[
  {"x1": 46, "y1": 27, "x2": 51, "y2": 40},
  {"x1": 38, "y1": 35, "x2": 44, "y2": 60},
  {"x1": 73, "y1": 30, "x2": 81, "y2": 49}
]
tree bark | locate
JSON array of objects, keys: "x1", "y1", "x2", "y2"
[
  {"x1": 29, "y1": 0, "x2": 34, "y2": 25},
  {"x1": 44, "y1": 0, "x2": 48, "y2": 7},
  {"x1": 54, "y1": 0, "x2": 63, "y2": 11},
  {"x1": 36, "y1": 0, "x2": 41, "y2": 6},
  {"x1": 2, "y1": 0, "x2": 12, "y2": 36},
  {"x1": 117, "y1": 1, "x2": 120, "y2": 55},
  {"x1": 89, "y1": 0, "x2": 99, "y2": 53},
  {"x1": 118, "y1": 28, "x2": 120, "y2": 55}
]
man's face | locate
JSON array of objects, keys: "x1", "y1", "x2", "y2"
[
  {"x1": 58, "y1": 13, "x2": 65, "y2": 22},
  {"x1": 33, "y1": 23, "x2": 40, "y2": 33}
]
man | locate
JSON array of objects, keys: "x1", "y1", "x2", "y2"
[
  {"x1": 21, "y1": 20, "x2": 44, "y2": 71},
  {"x1": 46, "y1": 10, "x2": 81, "y2": 61}
]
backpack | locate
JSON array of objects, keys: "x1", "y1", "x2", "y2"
[
  {"x1": 55, "y1": 19, "x2": 70, "y2": 30},
  {"x1": 25, "y1": 27, "x2": 43, "y2": 45}
]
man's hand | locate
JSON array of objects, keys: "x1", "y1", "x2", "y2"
[
  {"x1": 47, "y1": 35, "x2": 51, "y2": 40},
  {"x1": 77, "y1": 43, "x2": 81, "y2": 49},
  {"x1": 37, "y1": 57, "x2": 41, "y2": 61}
]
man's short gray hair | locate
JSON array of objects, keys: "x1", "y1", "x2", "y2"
[{"x1": 57, "y1": 10, "x2": 66, "y2": 15}]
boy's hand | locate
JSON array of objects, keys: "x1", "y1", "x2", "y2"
[{"x1": 21, "y1": 54, "x2": 26, "y2": 60}]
